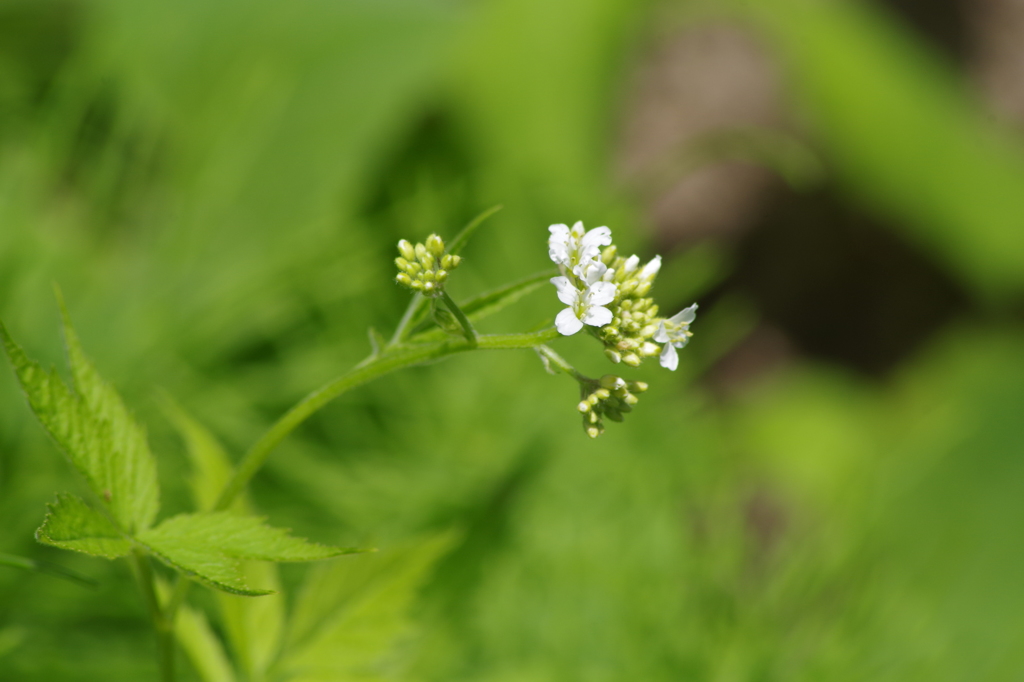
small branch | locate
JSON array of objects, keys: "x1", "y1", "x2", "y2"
[
  {"x1": 214, "y1": 327, "x2": 560, "y2": 512},
  {"x1": 440, "y1": 291, "x2": 477, "y2": 346},
  {"x1": 536, "y1": 344, "x2": 586, "y2": 382}
]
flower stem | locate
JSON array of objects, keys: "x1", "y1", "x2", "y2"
[
  {"x1": 387, "y1": 293, "x2": 427, "y2": 347},
  {"x1": 536, "y1": 344, "x2": 586, "y2": 382},
  {"x1": 213, "y1": 328, "x2": 558, "y2": 512},
  {"x1": 440, "y1": 291, "x2": 477, "y2": 345}
]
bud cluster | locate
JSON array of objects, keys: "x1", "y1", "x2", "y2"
[
  {"x1": 395, "y1": 234, "x2": 461, "y2": 297},
  {"x1": 577, "y1": 374, "x2": 648, "y2": 438},
  {"x1": 595, "y1": 246, "x2": 664, "y2": 367}
]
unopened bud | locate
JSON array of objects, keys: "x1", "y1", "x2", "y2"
[
  {"x1": 622, "y1": 353, "x2": 641, "y2": 367},
  {"x1": 599, "y1": 375, "x2": 625, "y2": 391},
  {"x1": 601, "y1": 245, "x2": 618, "y2": 265},
  {"x1": 604, "y1": 349, "x2": 621, "y2": 364},
  {"x1": 425, "y1": 233, "x2": 445, "y2": 257},
  {"x1": 398, "y1": 239, "x2": 416, "y2": 260},
  {"x1": 578, "y1": 401, "x2": 591, "y2": 413},
  {"x1": 396, "y1": 273, "x2": 412, "y2": 287},
  {"x1": 586, "y1": 426, "x2": 602, "y2": 439}
]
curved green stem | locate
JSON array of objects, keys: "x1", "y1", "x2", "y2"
[{"x1": 213, "y1": 328, "x2": 558, "y2": 512}]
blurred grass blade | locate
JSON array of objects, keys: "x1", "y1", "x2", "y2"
[
  {"x1": 743, "y1": 0, "x2": 1024, "y2": 295},
  {"x1": 280, "y1": 534, "x2": 454, "y2": 679},
  {"x1": 0, "y1": 551, "x2": 98, "y2": 589},
  {"x1": 157, "y1": 578, "x2": 237, "y2": 682},
  {"x1": 160, "y1": 393, "x2": 240, "y2": 513},
  {"x1": 447, "y1": 204, "x2": 503, "y2": 256}
]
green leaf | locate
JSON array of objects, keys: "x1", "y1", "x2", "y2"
[
  {"x1": 0, "y1": 305, "x2": 160, "y2": 533},
  {"x1": 280, "y1": 534, "x2": 454, "y2": 680},
  {"x1": 35, "y1": 493, "x2": 132, "y2": 559},
  {"x1": 447, "y1": 204, "x2": 502, "y2": 257},
  {"x1": 137, "y1": 512, "x2": 366, "y2": 596}
]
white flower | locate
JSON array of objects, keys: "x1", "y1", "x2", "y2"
[
  {"x1": 653, "y1": 303, "x2": 697, "y2": 371},
  {"x1": 551, "y1": 276, "x2": 618, "y2": 336},
  {"x1": 548, "y1": 221, "x2": 612, "y2": 273}
]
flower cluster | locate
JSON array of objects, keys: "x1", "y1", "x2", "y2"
[
  {"x1": 577, "y1": 375, "x2": 648, "y2": 439},
  {"x1": 395, "y1": 234, "x2": 461, "y2": 297},
  {"x1": 547, "y1": 221, "x2": 697, "y2": 371}
]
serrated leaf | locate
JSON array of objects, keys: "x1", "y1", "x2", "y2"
[
  {"x1": 137, "y1": 512, "x2": 366, "y2": 596},
  {"x1": 35, "y1": 493, "x2": 132, "y2": 559},
  {"x1": 0, "y1": 307, "x2": 160, "y2": 533},
  {"x1": 279, "y1": 534, "x2": 454, "y2": 681}
]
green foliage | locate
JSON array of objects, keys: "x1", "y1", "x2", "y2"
[
  {"x1": 138, "y1": 512, "x2": 363, "y2": 596},
  {"x1": 280, "y1": 535, "x2": 455, "y2": 682},
  {"x1": 35, "y1": 493, "x2": 130, "y2": 559},
  {"x1": 0, "y1": 314, "x2": 159, "y2": 533}
]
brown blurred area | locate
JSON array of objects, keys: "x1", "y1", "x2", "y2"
[{"x1": 618, "y1": 0, "x2": 1023, "y2": 388}]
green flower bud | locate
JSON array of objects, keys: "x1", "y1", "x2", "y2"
[
  {"x1": 398, "y1": 239, "x2": 416, "y2": 261},
  {"x1": 600, "y1": 375, "x2": 625, "y2": 391},
  {"x1": 425, "y1": 233, "x2": 445, "y2": 258},
  {"x1": 396, "y1": 273, "x2": 412, "y2": 287},
  {"x1": 622, "y1": 353, "x2": 641, "y2": 367},
  {"x1": 604, "y1": 349, "x2": 622, "y2": 363}
]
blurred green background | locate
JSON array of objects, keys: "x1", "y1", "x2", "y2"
[{"x1": 3, "y1": 0, "x2": 1024, "y2": 679}]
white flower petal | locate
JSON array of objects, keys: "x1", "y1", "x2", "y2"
[
  {"x1": 639, "y1": 255, "x2": 662, "y2": 281},
  {"x1": 659, "y1": 342, "x2": 679, "y2": 371},
  {"x1": 555, "y1": 307, "x2": 584, "y2": 335},
  {"x1": 586, "y1": 281, "x2": 617, "y2": 307},
  {"x1": 575, "y1": 260, "x2": 607, "y2": 286},
  {"x1": 547, "y1": 225, "x2": 571, "y2": 266},
  {"x1": 569, "y1": 221, "x2": 586, "y2": 239},
  {"x1": 623, "y1": 255, "x2": 640, "y2": 274},
  {"x1": 582, "y1": 305, "x2": 613, "y2": 327},
  {"x1": 550, "y1": 276, "x2": 579, "y2": 306},
  {"x1": 581, "y1": 226, "x2": 612, "y2": 250},
  {"x1": 670, "y1": 303, "x2": 698, "y2": 325},
  {"x1": 653, "y1": 321, "x2": 670, "y2": 343}
]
